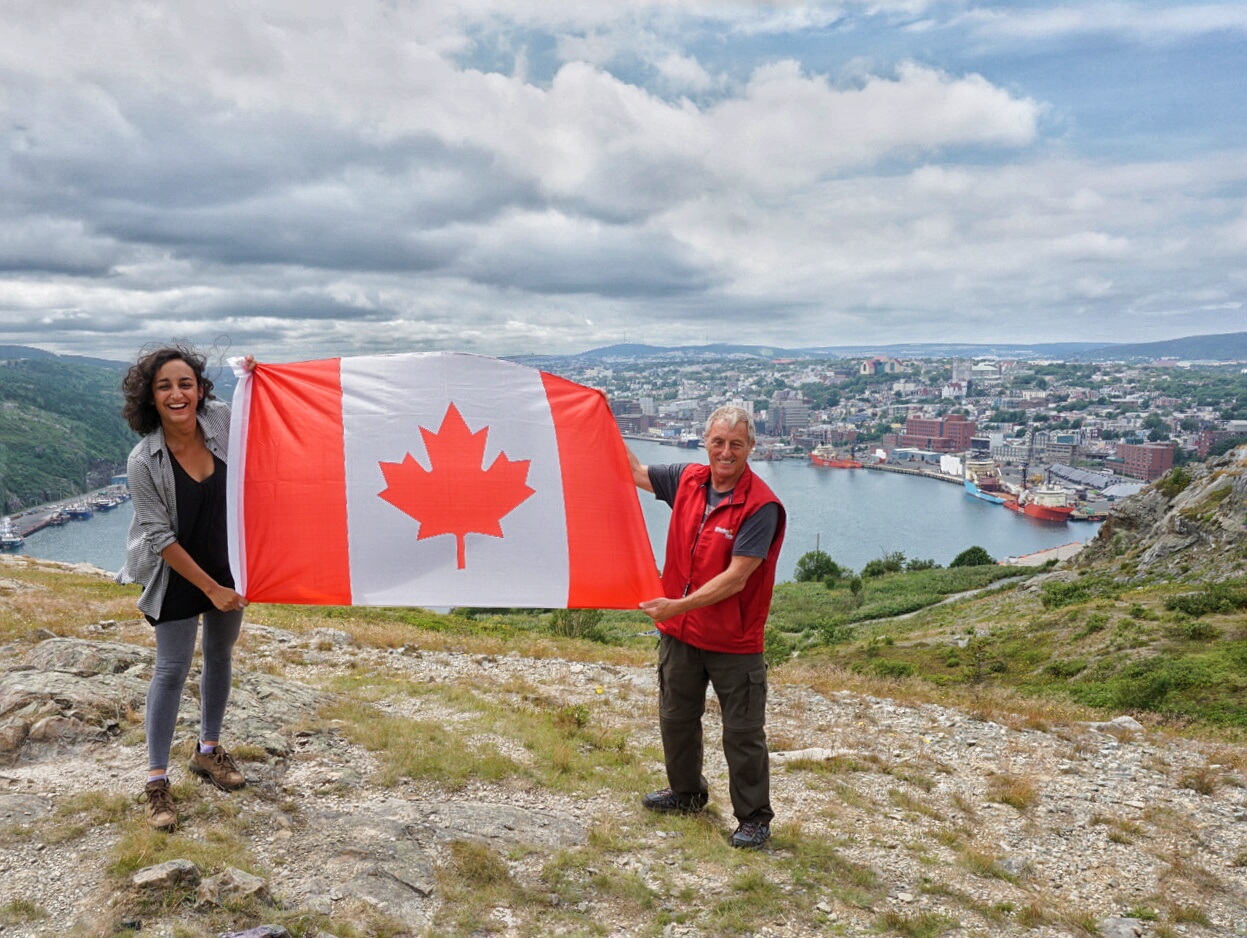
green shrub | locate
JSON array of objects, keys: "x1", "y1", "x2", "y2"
[
  {"x1": 1181, "y1": 621, "x2": 1221, "y2": 641},
  {"x1": 863, "y1": 551, "x2": 907, "y2": 577},
  {"x1": 1155, "y1": 466, "x2": 1193, "y2": 499},
  {"x1": 1040, "y1": 576, "x2": 1121, "y2": 609},
  {"x1": 764, "y1": 626, "x2": 798, "y2": 666},
  {"x1": 549, "y1": 608, "x2": 606, "y2": 640},
  {"x1": 1073, "y1": 613, "x2": 1109, "y2": 639},
  {"x1": 794, "y1": 549, "x2": 843, "y2": 583},
  {"x1": 870, "y1": 659, "x2": 915, "y2": 679},
  {"x1": 1044, "y1": 659, "x2": 1087, "y2": 679},
  {"x1": 1110, "y1": 658, "x2": 1210, "y2": 711},
  {"x1": 949, "y1": 546, "x2": 995, "y2": 568},
  {"x1": 1165, "y1": 581, "x2": 1247, "y2": 618}
]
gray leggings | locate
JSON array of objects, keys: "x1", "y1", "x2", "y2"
[{"x1": 146, "y1": 609, "x2": 243, "y2": 771}]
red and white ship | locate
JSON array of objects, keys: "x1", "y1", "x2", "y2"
[
  {"x1": 1003, "y1": 483, "x2": 1075, "y2": 522},
  {"x1": 809, "y1": 444, "x2": 862, "y2": 469}
]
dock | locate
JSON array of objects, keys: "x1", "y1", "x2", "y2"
[
  {"x1": 1003, "y1": 542, "x2": 1087, "y2": 567},
  {"x1": 863, "y1": 463, "x2": 963, "y2": 485}
]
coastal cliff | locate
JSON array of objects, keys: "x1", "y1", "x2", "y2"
[{"x1": 1074, "y1": 444, "x2": 1247, "y2": 582}]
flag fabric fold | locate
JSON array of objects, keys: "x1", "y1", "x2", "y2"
[{"x1": 227, "y1": 352, "x2": 662, "y2": 609}]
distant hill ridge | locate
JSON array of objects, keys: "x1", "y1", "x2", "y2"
[
  {"x1": 6, "y1": 332, "x2": 1246, "y2": 369},
  {"x1": 570, "y1": 331, "x2": 1247, "y2": 363}
]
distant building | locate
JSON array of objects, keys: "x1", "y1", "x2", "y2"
[
  {"x1": 860, "y1": 357, "x2": 902, "y2": 376},
  {"x1": 1198, "y1": 425, "x2": 1247, "y2": 457},
  {"x1": 610, "y1": 398, "x2": 640, "y2": 417},
  {"x1": 971, "y1": 362, "x2": 1002, "y2": 384},
  {"x1": 771, "y1": 399, "x2": 810, "y2": 434},
  {"x1": 615, "y1": 414, "x2": 653, "y2": 435},
  {"x1": 900, "y1": 414, "x2": 976, "y2": 453},
  {"x1": 1114, "y1": 441, "x2": 1176, "y2": 481}
]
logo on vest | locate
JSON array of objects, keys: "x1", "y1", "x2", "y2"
[{"x1": 713, "y1": 526, "x2": 735, "y2": 540}]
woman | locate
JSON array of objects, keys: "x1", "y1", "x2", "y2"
[{"x1": 119, "y1": 344, "x2": 251, "y2": 831}]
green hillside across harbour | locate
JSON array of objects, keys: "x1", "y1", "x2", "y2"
[{"x1": 0, "y1": 357, "x2": 136, "y2": 512}]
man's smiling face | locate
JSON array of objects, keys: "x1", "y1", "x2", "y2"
[{"x1": 704, "y1": 418, "x2": 753, "y2": 492}]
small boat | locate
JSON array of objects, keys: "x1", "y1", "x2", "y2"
[
  {"x1": 0, "y1": 517, "x2": 24, "y2": 551},
  {"x1": 1003, "y1": 483, "x2": 1075, "y2": 522},
  {"x1": 809, "y1": 444, "x2": 862, "y2": 469},
  {"x1": 1070, "y1": 509, "x2": 1106, "y2": 522},
  {"x1": 91, "y1": 494, "x2": 118, "y2": 511}
]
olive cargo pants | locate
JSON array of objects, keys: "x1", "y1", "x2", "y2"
[{"x1": 657, "y1": 633, "x2": 774, "y2": 824}]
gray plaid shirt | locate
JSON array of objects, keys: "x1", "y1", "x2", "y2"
[{"x1": 117, "y1": 399, "x2": 231, "y2": 617}]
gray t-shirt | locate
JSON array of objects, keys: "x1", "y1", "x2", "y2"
[{"x1": 647, "y1": 464, "x2": 780, "y2": 558}]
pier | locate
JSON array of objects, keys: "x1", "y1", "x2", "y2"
[
  {"x1": 6, "y1": 489, "x2": 129, "y2": 538},
  {"x1": 863, "y1": 463, "x2": 963, "y2": 485}
]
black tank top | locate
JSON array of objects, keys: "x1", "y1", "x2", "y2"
[{"x1": 149, "y1": 452, "x2": 234, "y2": 625}]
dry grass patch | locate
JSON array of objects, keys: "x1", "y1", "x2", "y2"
[
  {"x1": 0, "y1": 561, "x2": 138, "y2": 642},
  {"x1": 432, "y1": 839, "x2": 539, "y2": 936},
  {"x1": 0, "y1": 899, "x2": 47, "y2": 927},
  {"x1": 777, "y1": 659, "x2": 1101, "y2": 735},
  {"x1": 875, "y1": 909, "x2": 958, "y2": 937},
  {"x1": 1177, "y1": 764, "x2": 1224, "y2": 795},
  {"x1": 985, "y1": 772, "x2": 1040, "y2": 811},
  {"x1": 958, "y1": 845, "x2": 1019, "y2": 882},
  {"x1": 1158, "y1": 846, "x2": 1224, "y2": 895},
  {"x1": 888, "y1": 788, "x2": 946, "y2": 821},
  {"x1": 1091, "y1": 812, "x2": 1146, "y2": 845}
]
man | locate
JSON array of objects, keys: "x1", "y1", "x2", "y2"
[{"x1": 628, "y1": 405, "x2": 786, "y2": 849}]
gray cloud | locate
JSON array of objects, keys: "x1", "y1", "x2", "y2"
[{"x1": 0, "y1": 1, "x2": 1242, "y2": 362}]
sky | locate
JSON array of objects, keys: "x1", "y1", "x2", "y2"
[{"x1": 2, "y1": 0, "x2": 1246, "y2": 363}]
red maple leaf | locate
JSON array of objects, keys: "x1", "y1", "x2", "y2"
[{"x1": 377, "y1": 403, "x2": 536, "y2": 569}]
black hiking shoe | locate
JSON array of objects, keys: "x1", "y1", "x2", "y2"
[
  {"x1": 730, "y1": 820, "x2": 771, "y2": 849},
  {"x1": 642, "y1": 787, "x2": 708, "y2": 814}
]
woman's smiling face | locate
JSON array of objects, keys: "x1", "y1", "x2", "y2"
[{"x1": 151, "y1": 358, "x2": 203, "y2": 432}]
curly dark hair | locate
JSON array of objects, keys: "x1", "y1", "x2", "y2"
[{"x1": 121, "y1": 344, "x2": 216, "y2": 435}]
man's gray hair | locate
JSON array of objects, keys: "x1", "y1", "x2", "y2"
[{"x1": 704, "y1": 405, "x2": 756, "y2": 446}]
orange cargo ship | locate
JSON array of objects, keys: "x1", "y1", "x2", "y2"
[
  {"x1": 1002, "y1": 483, "x2": 1075, "y2": 522},
  {"x1": 809, "y1": 445, "x2": 862, "y2": 469}
]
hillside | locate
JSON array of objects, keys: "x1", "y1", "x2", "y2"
[
  {"x1": 785, "y1": 445, "x2": 1247, "y2": 730},
  {"x1": 0, "y1": 357, "x2": 136, "y2": 512},
  {"x1": 1, "y1": 556, "x2": 1246, "y2": 938}
]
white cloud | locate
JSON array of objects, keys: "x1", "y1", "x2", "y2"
[{"x1": 655, "y1": 52, "x2": 717, "y2": 91}]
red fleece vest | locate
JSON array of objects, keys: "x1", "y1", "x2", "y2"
[{"x1": 658, "y1": 463, "x2": 786, "y2": 654}]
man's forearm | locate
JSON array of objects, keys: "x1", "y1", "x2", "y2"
[{"x1": 640, "y1": 555, "x2": 763, "y2": 622}]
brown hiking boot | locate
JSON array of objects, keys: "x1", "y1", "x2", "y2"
[
  {"x1": 141, "y1": 778, "x2": 177, "y2": 831},
  {"x1": 188, "y1": 745, "x2": 246, "y2": 791}
]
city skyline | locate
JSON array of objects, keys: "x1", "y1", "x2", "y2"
[{"x1": 2, "y1": 1, "x2": 1245, "y2": 363}]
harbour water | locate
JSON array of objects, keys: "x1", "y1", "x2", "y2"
[
  {"x1": 11, "y1": 500, "x2": 135, "y2": 575},
  {"x1": 11, "y1": 440, "x2": 1102, "y2": 584}
]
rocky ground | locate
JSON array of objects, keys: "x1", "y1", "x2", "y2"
[{"x1": 1, "y1": 564, "x2": 1247, "y2": 937}]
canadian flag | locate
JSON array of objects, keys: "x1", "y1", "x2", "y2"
[{"x1": 226, "y1": 352, "x2": 662, "y2": 608}]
